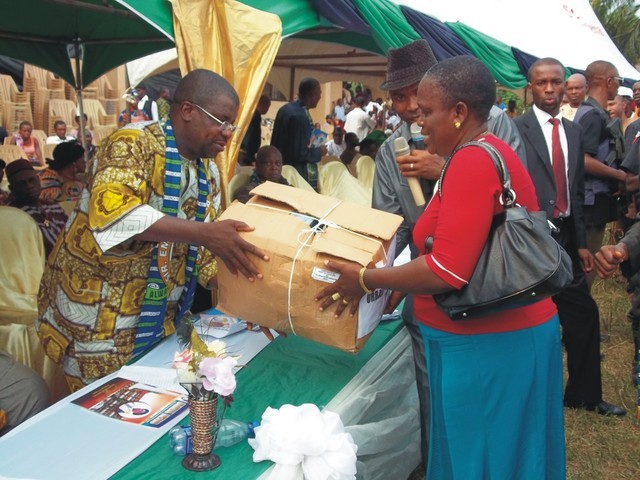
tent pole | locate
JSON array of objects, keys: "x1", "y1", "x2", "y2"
[
  {"x1": 289, "y1": 67, "x2": 295, "y2": 101},
  {"x1": 74, "y1": 39, "x2": 88, "y2": 165}
]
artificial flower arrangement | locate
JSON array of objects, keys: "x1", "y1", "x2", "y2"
[
  {"x1": 173, "y1": 316, "x2": 239, "y2": 404},
  {"x1": 172, "y1": 316, "x2": 241, "y2": 471}
]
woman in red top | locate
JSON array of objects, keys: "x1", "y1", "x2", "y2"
[
  {"x1": 9, "y1": 121, "x2": 44, "y2": 167},
  {"x1": 317, "y1": 57, "x2": 565, "y2": 479}
]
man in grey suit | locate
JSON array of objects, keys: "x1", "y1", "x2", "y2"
[{"x1": 514, "y1": 57, "x2": 625, "y2": 416}]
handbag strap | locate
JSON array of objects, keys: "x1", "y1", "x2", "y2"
[{"x1": 438, "y1": 139, "x2": 517, "y2": 208}]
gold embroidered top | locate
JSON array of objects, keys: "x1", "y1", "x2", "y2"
[{"x1": 37, "y1": 122, "x2": 220, "y2": 389}]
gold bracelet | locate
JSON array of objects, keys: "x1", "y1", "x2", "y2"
[{"x1": 359, "y1": 267, "x2": 373, "y2": 294}]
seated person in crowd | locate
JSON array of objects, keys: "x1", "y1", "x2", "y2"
[
  {"x1": 233, "y1": 145, "x2": 290, "y2": 204},
  {"x1": 359, "y1": 138, "x2": 380, "y2": 160},
  {"x1": 46, "y1": 121, "x2": 75, "y2": 145},
  {"x1": 340, "y1": 132, "x2": 361, "y2": 176},
  {"x1": 326, "y1": 126, "x2": 346, "y2": 158},
  {"x1": 69, "y1": 114, "x2": 93, "y2": 141},
  {"x1": 0, "y1": 350, "x2": 50, "y2": 435},
  {"x1": 9, "y1": 121, "x2": 44, "y2": 167},
  {"x1": 5, "y1": 159, "x2": 67, "y2": 256},
  {"x1": 323, "y1": 114, "x2": 335, "y2": 132},
  {"x1": 79, "y1": 127, "x2": 96, "y2": 162},
  {"x1": 0, "y1": 159, "x2": 8, "y2": 205},
  {"x1": 119, "y1": 91, "x2": 150, "y2": 127},
  {"x1": 40, "y1": 141, "x2": 86, "y2": 203}
]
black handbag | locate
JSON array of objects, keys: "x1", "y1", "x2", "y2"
[{"x1": 430, "y1": 140, "x2": 573, "y2": 320}]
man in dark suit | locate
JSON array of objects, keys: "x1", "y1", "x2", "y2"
[{"x1": 514, "y1": 57, "x2": 625, "y2": 416}]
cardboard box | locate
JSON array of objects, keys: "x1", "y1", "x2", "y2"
[{"x1": 216, "y1": 182, "x2": 403, "y2": 352}]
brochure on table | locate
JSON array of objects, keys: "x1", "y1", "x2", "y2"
[
  {"x1": 0, "y1": 325, "x2": 271, "y2": 480},
  {"x1": 72, "y1": 377, "x2": 188, "y2": 428}
]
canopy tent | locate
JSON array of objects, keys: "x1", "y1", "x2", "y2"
[
  {"x1": 126, "y1": 40, "x2": 389, "y2": 101},
  {"x1": 126, "y1": 0, "x2": 638, "y2": 95},
  {"x1": 0, "y1": 0, "x2": 174, "y2": 151},
  {"x1": 397, "y1": 0, "x2": 639, "y2": 82},
  {"x1": 169, "y1": 0, "x2": 282, "y2": 189},
  {"x1": 0, "y1": 0, "x2": 173, "y2": 89}
]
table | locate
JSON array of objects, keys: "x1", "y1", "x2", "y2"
[{"x1": 0, "y1": 318, "x2": 420, "y2": 480}]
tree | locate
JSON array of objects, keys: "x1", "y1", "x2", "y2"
[{"x1": 591, "y1": 0, "x2": 640, "y2": 67}]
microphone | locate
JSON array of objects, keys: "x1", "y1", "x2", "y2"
[
  {"x1": 410, "y1": 123, "x2": 425, "y2": 150},
  {"x1": 394, "y1": 136, "x2": 426, "y2": 207}
]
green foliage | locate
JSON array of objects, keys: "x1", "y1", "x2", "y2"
[
  {"x1": 591, "y1": 0, "x2": 640, "y2": 66},
  {"x1": 497, "y1": 88, "x2": 525, "y2": 114}
]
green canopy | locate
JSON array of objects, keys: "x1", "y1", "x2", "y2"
[
  {"x1": 352, "y1": 0, "x2": 420, "y2": 51},
  {"x1": 446, "y1": 22, "x2": 527, "y2": 88},
  {"x1": 0, "y1": 0, "x2": 173, "y2": 89}
]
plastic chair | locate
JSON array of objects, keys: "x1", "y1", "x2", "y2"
[
  {"x1": 0, "y1": 207, "x2": 69, "y2": 401},
  {"x1": 46, "y1": 99, "x2": 77, "y2": 136},
  {"x1": 318, "y1": 161, "x2": 370, "y2": 206},
  {"x1": 0, "y1": 145, "x2": 28, "y2": 163},
  {"x1": 82, "y1": 99, "x2": 117, "y2": 130},
  {"x1": 227, "y1": 173, "x2": 251, "y2": 205},
  {"x1": 320, "y1": 154, "x2": 340, "y2": 166},
  {"x1": 31, "y1": 129, "x2": 47, "y2": 149},
  {"x1": 0, "y1": 75, "x2": 32, "y2": 132},
  {"x1": 42, "y1": 143, "x2": 57, "y2": 160},
  {"x1": 355, "y1": 155, "x2": 375, "y2": 191},
  {"x1": 281, "y1": 165, "x2": 315, "y2": 192},
  {"x1": 235, "y1": 165, "x2": 254, "y2": 176}
]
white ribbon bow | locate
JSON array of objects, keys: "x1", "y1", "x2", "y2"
[{"x1": 249, "y1": 403, "x2": 358, "y2": 480}]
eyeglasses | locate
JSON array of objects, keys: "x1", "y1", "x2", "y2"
[
  {"x1": 610, "y1": 76, "x2": 624, "y2": 84},
  {"x1": 190, "y1": 102, "x2": 238, "y2": 134}
]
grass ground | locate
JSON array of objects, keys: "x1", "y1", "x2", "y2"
[
  {"x1": 408, "y1": 239, "x2": 640, "y2": 479},
  {"x1": 568, "y1": 273, "x2": 640, "y2": 479}
]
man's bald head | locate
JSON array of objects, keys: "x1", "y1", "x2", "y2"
[
  {"x1": 585, "y1": 61, "x2": 617, "y2": 84},
  {"x1": 173, "y1": 69, "x2": 239, "y2": 110},
  {"x1": 585, "y1": 60, "x2": 620, "y2": 102},
  {"x1": 170, "y1": 69, "x2": 240, "y2": 160},
  {"x1": 566, "y1": 73, "x2": 588, "y2": 108}
]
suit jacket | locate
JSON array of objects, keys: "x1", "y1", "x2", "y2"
[
  {"x1": 514, "y1": 109, "x2": 587, "y2": 250},
  {"x1": 621, "y1": 221, "x2": 640, "y2": 277}
]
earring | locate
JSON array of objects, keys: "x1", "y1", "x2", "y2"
[{"x1": 454, "y1": 120, "x2": 461, "y2": 129}]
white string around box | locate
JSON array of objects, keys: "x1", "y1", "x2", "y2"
[{"x1": 246, "y1": 202, "x2": 388, "y2": 335}]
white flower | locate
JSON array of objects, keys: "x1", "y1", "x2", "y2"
[
  {"x1": 199, "y1": 356, "x2": 238, "y2": 396},
  {"x1": 177, "y1": 368, "x2": 199, "y2": 384},
  {"x1": 206, "y1": 340, "x2": 227, "y2": 356}
]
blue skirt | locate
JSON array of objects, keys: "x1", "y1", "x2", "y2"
[{"x1": 419, "y1": 315, "x2": 565, "y2": 480}]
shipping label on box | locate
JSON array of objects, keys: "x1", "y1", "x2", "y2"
[{"x1": 215, "y1": 182, "x2": 403, "y2": 352}]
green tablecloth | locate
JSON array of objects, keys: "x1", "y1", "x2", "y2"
[{"x1": 111, "y1": 318, "x2": 404, "y2": 479}]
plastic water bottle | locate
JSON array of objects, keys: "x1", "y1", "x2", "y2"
[
  {"x1": 169, "y1": 425, "x2": 192, "y2": 456},
  {"x1": 215, "y1": 419, "x2": 260, "y2": 448},
  {"x1": 169, "y1": 420, "x2": 259, "y2": 454}
]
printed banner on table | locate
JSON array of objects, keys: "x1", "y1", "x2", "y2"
[{"x1": 72, "y1": 377, "x2": 188, "y2": 428}]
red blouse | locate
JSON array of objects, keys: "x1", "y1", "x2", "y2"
[{"x1": 413, "y1": 134, "x2": 557, "y2": 334}]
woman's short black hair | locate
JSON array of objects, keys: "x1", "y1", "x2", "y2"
[{"x1": 422, "y1": 56, "x2": 495, "y2": 121}]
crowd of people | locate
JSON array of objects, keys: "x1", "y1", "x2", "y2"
[{"x1": 2, "y1": 35, "x2": 640, "y2": 480}]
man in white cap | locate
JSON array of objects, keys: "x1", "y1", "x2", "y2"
[{"x1": 607, "y1": 86, "x2": 636, "y2": 136}]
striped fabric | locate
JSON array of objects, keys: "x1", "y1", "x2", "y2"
[{"x1": 132, "y1": 119, "x2": 208, "y2": 359}]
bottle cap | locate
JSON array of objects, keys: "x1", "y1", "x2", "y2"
[
  {"x1": 410, "y1": 123, "x2": 424, "y2": 140},
  {"x1": 247, "y1": 420, "x2": 260, "y2": 438}
]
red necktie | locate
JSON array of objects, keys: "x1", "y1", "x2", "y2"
[{"x1": 549, "y1": 118, "x2": 568, "y2": 217}]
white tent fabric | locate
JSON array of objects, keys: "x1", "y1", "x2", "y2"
[
  {"x1": 127, "y1": 0, "x2": 639, "y2": 89},
  {"x1": 127, "y1": 39, "x2": 387, "y2": 98},
  {"x1": 127, "y1": 47, "x2": 177, "y2": 88},
  {"x1": 395, "y1": 0, "x2": 639, "y2": 80}
]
